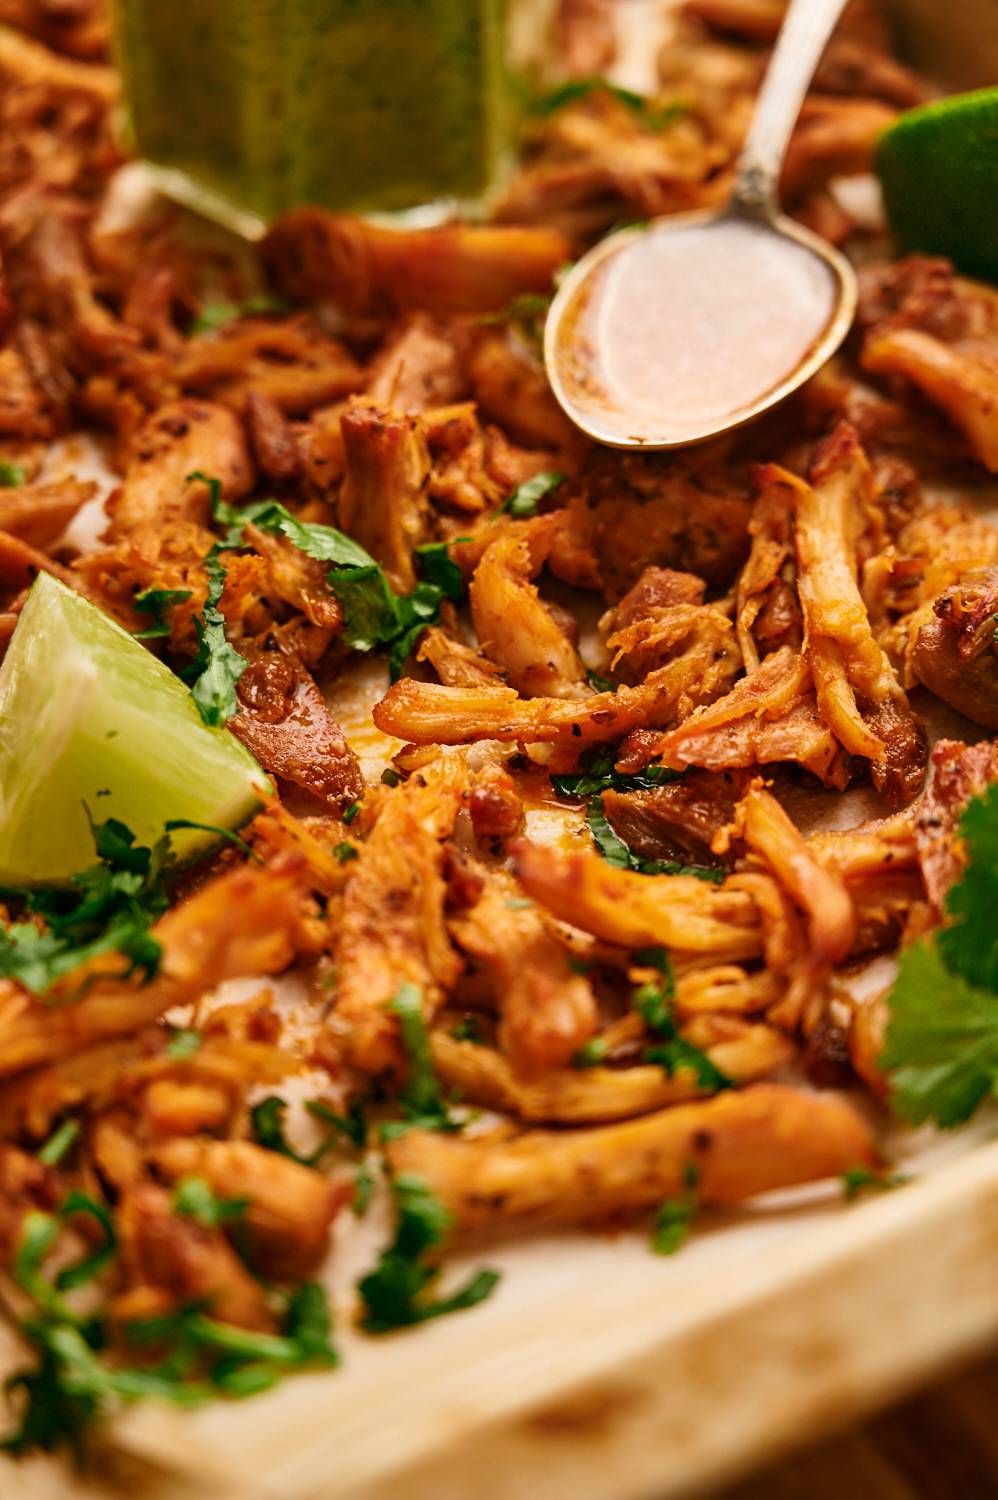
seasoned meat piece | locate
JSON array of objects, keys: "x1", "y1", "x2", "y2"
[
  {"x1": 108, "y1": 398, "x2": 254, "y2": 536},
  {"x1": 562, "y1": 446, "x2": 753, "y2": 600},
  {"x1": 245, "y1": 390, "x2": 301, "y2": 482},
  {"x1": 610, "y1": 566, "x2": 706, "y2": 631},
  {"x1": 117, "y1": 1184, "x2": 273, "y2": 1330},
  {"x1": 366, "y1": 313, "x2": 469, "y2": 413},
  {"x1": 338, "y1": 397, "x2": 430, "y2": 592},
  {"x1": 602, "y1": 768, "x2": 748, "y2": 863},
  {"x1": 231, "y1": 654, "x2": 363, "y2": 809},
  {"x1": 262, "y1": 210, "x2": 572, "y2": 318},
  {"x1": 913, "y1": 567, "x2": 998, "y2": 730}
]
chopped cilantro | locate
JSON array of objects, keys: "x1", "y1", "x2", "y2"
[
  {"x1": 333, "y1": 841, "x2": 358, "y2": 863},
  {"x1": 550, "y1": 748, "x2": 681, "y2": 800},
  {"x1": 573, "y1": 1036, "x2": 608, "y2": 1068},
  {"x1": 841, "y1": 1165, "x2": 909, "y2": 1202},
  {"x1": 172, "y1": 1176, "x2": 247, "y2": 1229},
  {"x1": 132, "y1": 587, "x2": 192, "y2": 640},
  {"x1": 382, "y1": 984, "x2": 457, "y2": 1136},
  {"x1": 352, "y1": 1163, "x2": 375, "y2": 1217},
  {"x1": 342, "y1": 800, "x2": 361, "y2": 825},
  {"x1": 528, "y1": 78, "x2": 685, "y2": 132},
  {"x1": 635, "y1": 957, "x2": 732, "y2": 1092},
  {"x1": 0, "y1": 814, "x2": 169, "y2": 996},
  {"x1": 651, "y1": 1163, "x2": 699, "y2": 1255},
  {"x1": 451, "y1": 1016, "x2": 484, "y2": 1045},
  {"x1": 0, "y1": 460, "x2": 25, "y2": 487},
  {"x1": 358, "y1": 1174, "x2": 499, "y2": 1333},
  {"x1": 586, "y1": 667, "x2": 615, "y2": 693},
  {"x1": 381, "y1": 768, "x2": 402, "y2": 787},
  {"x1": 37, "y1": 1119, "x2": 80, "y2": 1168},
  {"x1": 190, "y1": 293, "x2": 289, "y2": 335},
  {"x1": 181, "y1": 555, "x2": 247, "y2": 727},
  {"x1": 166, "y1": 1027, "x2": 202, "y2": 1061},
  {"x1": 501, "y1": 470, "x2": 564, "y2": 518},
  {"x1": 250, "y1": 1094, "x2": 366, "y2": 1163},
  {"x1": 413, "y1": 542, "x2": 464, "y2": 602}
]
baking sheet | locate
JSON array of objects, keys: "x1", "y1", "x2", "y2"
[{"x1": 5, "y1": 3, "x2": 998, "y2": 1497}]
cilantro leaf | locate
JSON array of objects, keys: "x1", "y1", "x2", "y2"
[
  {"x1": 358, "y1": 1174, "x2": 499, "y2": 1333},
  {"x1": 0, "y1": 814, "x2": 169, "y2": 996},
  {"x1": 132, "y1": 587, "x2": 193, "y2": 640},
  {"x1": 181, "y1": 556, "x2": 247, "y2": 727},
  {"x1": 881, "y1": 939, "x2": 998, "y2": 1126},
  {"x1": 413, "y1": 542, "x2": 463, "y2": 602},
  {"x1": 938, "y1": 783, "x2": 998, "y2": 991},
  {"x1": 501, "y1": 470, "x2": 564, "y2": 518}
]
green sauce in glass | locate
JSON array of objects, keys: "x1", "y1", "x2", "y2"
[{"x1": 110, "y1": 0, "x2": 519, "y2": 228}]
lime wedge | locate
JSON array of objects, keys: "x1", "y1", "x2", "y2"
[
  {"x1": 876, "y1": 88, "x2": 998, "y2": 283},
  {"x1": 0, "y1": 572, "x2": 267, "y2": 886}
]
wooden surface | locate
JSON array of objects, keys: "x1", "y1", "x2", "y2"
[{"x1": 720, "y1": 1346, "x2": 998, "y2": 1500}]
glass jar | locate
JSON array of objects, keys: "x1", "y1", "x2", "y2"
[{"x1": 109, "y1": 0, "x2": 555, "y2": 236}]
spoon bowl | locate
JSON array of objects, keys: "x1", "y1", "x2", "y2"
[
  {"x1": 544, "y1": 0, "x2": 858, "y2": 450},
  {"x1": 545, "y1": 207, "x2": 857, "y2": 450}
]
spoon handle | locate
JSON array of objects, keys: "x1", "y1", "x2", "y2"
[{"x1": 731, "y1": 0, "x2": 850, "y2": 219}]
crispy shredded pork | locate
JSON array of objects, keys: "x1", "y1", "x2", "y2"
[{"x1": 0, "y1": 3, "x2": 994, "y2": 1443}]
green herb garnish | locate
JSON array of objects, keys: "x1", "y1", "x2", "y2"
[
  {"x1": 358, "y1": 1175, "x2": 499, "y2": 1333},
  {"x1": 635, "y1": 952, "x2": 731, "y2": 1092},
  {"x1": 501, "y1": 470, "x2": 564, "y2": 518},
  {"x1": 181, "y1": 555, "x2": 247, "y2": 727},
  {"x1": 132, "y1": 587, "x2": 193, "y2": 640},
  {"x1": 172, "y1": 1176, "x2": 248, "y2": 1229},
  {"x1": 0, "y1": 815, "x2": 169, "y2": 996},
  {"x1": 881, "y1": 784, "x2": 998, "y2": 1126},
  {"x1": 190, "y1": 293, "x2": 290, "y2": 335},
  {"x1": 651, "y1": 1163, "x2": 699, "y2": 1256}
]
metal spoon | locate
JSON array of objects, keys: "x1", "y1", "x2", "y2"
[{"x1": 544, "y1": 0, "x2": 858, "y2": 449}]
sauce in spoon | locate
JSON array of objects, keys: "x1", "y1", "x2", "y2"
[{"x1": 553, "y1": 216, "x2": 839, "y2": 446}]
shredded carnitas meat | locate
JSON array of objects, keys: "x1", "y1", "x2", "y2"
[{"x1": 0, "y1": 0, "x2": 996, "y2": 1441}]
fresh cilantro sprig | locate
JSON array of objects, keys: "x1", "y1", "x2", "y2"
[
  {"x1": 882, "y1": 784, "x2": 998, "y2": 1126},
  {"x1": 0, "y1": 815, "x2": 170, "y2": 996},
  {"x1": 172, "y1": 1177, "x2": 248, "y2": 1229},
  {"x1": 358, "y1": 1175, "x2": 499, "y2": 1333},
  {"x1": 841, "y1": 1165, "x2": 909, "y2": 1201},
  {"x1": 634, "y1": 949, "x2": 731, "y2": 1092}
]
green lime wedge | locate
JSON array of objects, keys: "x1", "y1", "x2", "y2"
[
  {"x1": 876, "y1": 88, "x2": 998, "y2": 283},
  {"x1": 0, "y1": 572, "x2": 267, "y2": 886}
]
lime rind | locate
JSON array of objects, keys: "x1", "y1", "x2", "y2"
[
  {"x1": 0, "y1": 573, "x2": 268, "y2": 886},
  {"x1": 876, "y1": 87, "x2": 998, "y2": 284}
]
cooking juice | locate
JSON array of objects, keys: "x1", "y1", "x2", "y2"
[{"x1": 110, "y1": 0, "x2": 532, "y2": 229}]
